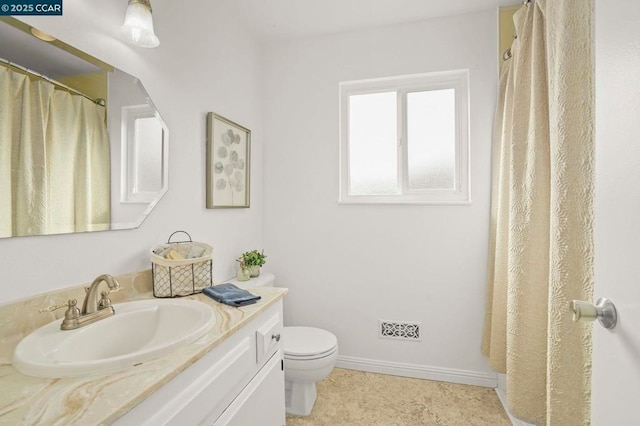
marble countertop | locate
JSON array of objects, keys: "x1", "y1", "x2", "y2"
[{"x1": 0, "y1": 272, "x2": 286, "y2": 425}]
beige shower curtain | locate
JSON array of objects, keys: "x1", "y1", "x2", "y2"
[
  {"x1": 0, "y1": 67, "x2": 110, "y2": 237},
  {"x1": 482, "y1": 0, "x2": 594, "y2": 425}
]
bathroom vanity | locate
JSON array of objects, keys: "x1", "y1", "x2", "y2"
[
  {"x1": 115, "y1": 297, "x2": 285, "y2": 425},
  {"x1": 0, "y1": 270, "x2": 287, "y2": 425}
]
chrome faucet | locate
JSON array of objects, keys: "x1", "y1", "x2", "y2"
[{"x1": 41, "y1": 274, "x2": 121, "y2": 330}]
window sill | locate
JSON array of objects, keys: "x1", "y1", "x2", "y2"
[{"x1": 337, "y1": 198, "x2": 472, "y2": 206}]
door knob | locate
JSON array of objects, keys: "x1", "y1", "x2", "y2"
[{"x1": 571, "y1": 298, "x2": 617, "y2": 329}]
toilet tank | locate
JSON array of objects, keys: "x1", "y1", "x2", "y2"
[{"x1": 227, "y1": 272, "x2": 275, "y2": 289}]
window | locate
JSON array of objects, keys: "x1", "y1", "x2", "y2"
[
  {"x1": 339, "y1": 70, "x2": 470, "y2": 204},
  {"x1": 121, "y1": 104, "x2": 168, "y2": 203}
]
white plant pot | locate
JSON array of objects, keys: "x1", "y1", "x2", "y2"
[{"x1": 249, "y1": 265, "x2": 261, "y2": 277}]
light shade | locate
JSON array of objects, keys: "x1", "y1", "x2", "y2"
[{"x1": 121, "y1": 0, "x2": 159, "y2": 48}]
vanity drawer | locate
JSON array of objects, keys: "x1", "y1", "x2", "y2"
[{"x1": 256, "y1": 311, "x2": 283, "y2": 363}]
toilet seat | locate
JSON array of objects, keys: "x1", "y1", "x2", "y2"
[
  {"x1": 285, "y1": 346, "x2": 337, "y2": 361},
  {"x1": 283, "y1": 326, "x2": 337, "y2": 360}
]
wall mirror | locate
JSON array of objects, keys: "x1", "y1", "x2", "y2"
[{"x1": 0, "y1": 17, "x2": 168, "y2": 239}]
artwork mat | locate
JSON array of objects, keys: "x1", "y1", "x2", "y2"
[{"x1": 206, "y1": 112, "x2": 251, "y2": 208}]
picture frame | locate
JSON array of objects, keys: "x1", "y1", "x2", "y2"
[{"x1": 206, "y1": 113, "x2": 251, "y2": 208}]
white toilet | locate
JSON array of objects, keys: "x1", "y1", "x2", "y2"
[
  {"x1": 231, "y1": 273, "x2": 338, "y2": 416},
  {"x1": 282, "y1": 326, "x2": 338, "y2": 415}
]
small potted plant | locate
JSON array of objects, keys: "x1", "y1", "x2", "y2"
[{"x1": 238, "y1": 250, "x2": 267, "y2": 278}]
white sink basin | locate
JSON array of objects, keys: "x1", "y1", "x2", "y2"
[{"x1": 13, "y1": 299, "x2": 215, "y2": 378}]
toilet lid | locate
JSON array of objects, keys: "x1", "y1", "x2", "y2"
[{"x1": 283, "y1": 326, "x2": 337, "y2": 357}]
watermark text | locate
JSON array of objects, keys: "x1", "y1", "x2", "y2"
[{"x1": 0, "y1": 0, "x2": 62, "y2": 15}]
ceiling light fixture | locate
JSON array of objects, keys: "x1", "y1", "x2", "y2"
[{"x1": 121, "y1": 0, "x2": 159, "y2": 48}]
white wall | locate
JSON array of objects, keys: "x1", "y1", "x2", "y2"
[
  {"x1": 263, "y1": 11, "x2": 497, "y2": 377},
  {"x1": 0, "y1": 0, "x2": 264, "y2": 303}
]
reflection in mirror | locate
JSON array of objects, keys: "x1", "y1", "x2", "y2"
[
  {"x1": 122, "y1": 105, "x2": 167, "y2": 203},
  {"x1": 108, "y1": 68, "x2": 168, "y2": 228},
  {"x1": 0, "y1": 17, "x2": 168, "y2": 238}
]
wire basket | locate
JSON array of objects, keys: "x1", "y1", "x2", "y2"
[{"x1": 151, "y1": 231, "x2": 213, "y2": 297}]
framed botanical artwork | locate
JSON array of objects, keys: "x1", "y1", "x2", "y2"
[{"x1": 206, "y1": 113, "x2": 251, "y2": 208}]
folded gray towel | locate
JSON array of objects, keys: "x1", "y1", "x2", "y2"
[{"x1": 203, "y1": 284, "x2": 261, "y2": 307}]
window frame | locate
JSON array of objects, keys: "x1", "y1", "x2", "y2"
[{"x1": 339, "y1": 70, "x2": 470, "y2": 205}]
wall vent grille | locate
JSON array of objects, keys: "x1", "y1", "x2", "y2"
[{"x1": 379, "y1": 320, "x2": 422, "y2": 341}]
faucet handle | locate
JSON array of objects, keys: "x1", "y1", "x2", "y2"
[
  {"x1": 39, "y1": 299, "x2": 76, "y2": 313},
  {"x1": 98, "y1": 290, "x2": 113, "y2": 310},
  {"x1": 40, "y1": 300, "x2": 82, "y2": 330},
  {"x1": 60, "y1": 299, "x2": 81, "y2": 330}
]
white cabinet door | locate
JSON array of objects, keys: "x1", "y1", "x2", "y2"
[
  {"x1": 593, "y1": 0, "x2": 640, "y2": 423},
  {"x1": 214, "y1": 353, "x2": 285, "y2": 426},
  {"x1": 115, "y1": 337, "x2": 254, "y2": 426}
]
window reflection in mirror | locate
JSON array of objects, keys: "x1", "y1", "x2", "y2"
[{"x1": 121, "y1": 104, "x2": 168, "y2": 204}]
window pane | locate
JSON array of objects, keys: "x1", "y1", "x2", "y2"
[
  {"x1": 348, "y1": 92, "x2": 397, "y2": 195},
  {"x1": 134, "y1": 117, "x2": 164, "y2": 192},
  {"x1": 407, "y1": 89, "x2": 456, "y2": 190}
]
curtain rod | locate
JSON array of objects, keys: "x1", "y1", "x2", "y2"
[{"x1": 0, "y1": 57, "x2": 105, "y2": 106}]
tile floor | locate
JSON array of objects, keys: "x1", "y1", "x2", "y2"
[{"x1": 285, "y1": 368, "x2": 510, "y2": 426}]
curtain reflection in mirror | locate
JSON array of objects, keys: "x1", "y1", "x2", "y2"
[{"x1": 0, "y1": 67, "x2": 110, "y2": 237}]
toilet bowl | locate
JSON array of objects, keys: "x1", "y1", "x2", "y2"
[
  {"x1": 283, "y1": 326, "x2": 338, "y2": 416},
  {"x1": 229, "y1": 273, "x2": 338, "y2": 416}
]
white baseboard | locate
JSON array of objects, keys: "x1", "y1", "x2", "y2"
[{"x1": 335, "y1": 355, "x2": 498, "y2": 388}]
